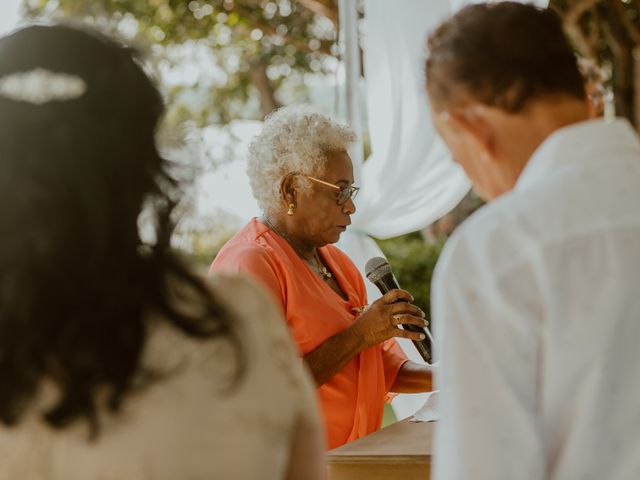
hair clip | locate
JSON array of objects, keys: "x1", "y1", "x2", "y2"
[{"x1": 0, "y1": 68, "x2": 87, "y2": 105}]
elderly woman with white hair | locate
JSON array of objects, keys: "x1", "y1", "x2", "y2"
[{"x1": 211, "y1": 106, "x2": 433, "y2": 449}]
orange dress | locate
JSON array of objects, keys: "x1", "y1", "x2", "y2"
[{"x1": 210, "y1": 218, "x2": 408, "y2": 449}]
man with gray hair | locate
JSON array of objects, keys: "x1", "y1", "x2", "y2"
[{"x1": 425, "y1": 3, "x2": 640, "y2": 479}]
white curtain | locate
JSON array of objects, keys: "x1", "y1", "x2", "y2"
[
  {"x1": 336, "y1": 0, "x2": 470, "y2": 419},
  {"x1": 337, "y1": 0, "x2": 469, "y2": 291},
  {"x1": 0, "y1": 0, "x2": 21, "y2": 36},
  {"x1": 338, "y1": 0, "x2": 548, "y2": 419}
]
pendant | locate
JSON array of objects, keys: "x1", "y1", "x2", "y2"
[{"x1": 320, "y1": 266, "x2": 332, "y2": 279}]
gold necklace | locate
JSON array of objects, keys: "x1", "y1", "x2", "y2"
[
  {"x1": 262, "y1": 217, "x2": 333, "y2": 280},
  {"x1": 312, "y1": 250, "x2": 333, "y2": 280}
]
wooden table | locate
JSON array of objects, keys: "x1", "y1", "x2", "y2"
[{"x1": 326, "y1": 418, "x2": 434, "y2": 480}]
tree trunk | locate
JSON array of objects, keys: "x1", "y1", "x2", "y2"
[
  {"x1": 601, "y1": 2, "x2": 636, "y2": 125},
  {"x1": 611, "y1": 38, "x2": 635, "y2": 123},
  {"x1": 296, "y1": 0, "x2": 339, "y2": 27},
  {"x1": 249, "y1": 59, "x2": 281, "y2": 118}
]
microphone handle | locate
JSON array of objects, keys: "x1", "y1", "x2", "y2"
[
  {"x1": 401, "y1": 324, "x2": 432, "y2": 363},
  {"x1": 376, "y1": 273, "x2": 432, "y2": 363}
]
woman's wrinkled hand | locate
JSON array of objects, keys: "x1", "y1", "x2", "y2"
[{"x1": 350, "y1": 289, "x2": 428, "y2": 350}]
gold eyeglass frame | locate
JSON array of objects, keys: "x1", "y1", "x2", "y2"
[{"x1": 304, "y1": 175, "x2": 360, "y2": 205}]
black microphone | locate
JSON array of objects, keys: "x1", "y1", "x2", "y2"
[{"x1": 365, "y1": 257, "x2": 433, "y2": 363}]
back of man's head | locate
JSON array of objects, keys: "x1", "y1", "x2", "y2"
[{"x1": 425, "y1": 2, "x2": 585, "y2": 112}]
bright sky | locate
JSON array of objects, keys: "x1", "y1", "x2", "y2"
[{"x1": 0, "y1": 0, "x2": 21, "y2": 36}]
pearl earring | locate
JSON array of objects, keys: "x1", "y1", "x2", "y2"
[{"x1": 287, "y1": 203, "x2": 296, "y2": 215}]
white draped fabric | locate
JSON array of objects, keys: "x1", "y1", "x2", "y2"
[
  {"x1": 339, "y1": 0, "x2": 548, "y2": 419},
  {"x1": 337, "y1": 0, "x2": 470, "y2": 296},
  {"x1": 337, "y1": 0, "x2": 470, "y2": 418},
  {"x1": 0, "y1": 0, "x2": 21, "y2": 36}
]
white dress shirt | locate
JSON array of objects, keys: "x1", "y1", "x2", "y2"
[{"x1": 432, "y1": 119, "x2": 640, "y2": 480}]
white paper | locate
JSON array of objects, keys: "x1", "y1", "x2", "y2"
[{"x1": 411, "y1": 390, "x2": 440, "y2": 422}]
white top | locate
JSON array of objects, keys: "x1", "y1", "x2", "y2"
[
  {"x1": 0, "y1": 274, "x2": 322, "y2": 480},
  {"x1": 432, "y1": 119, "x2": 640, "y2": 480}
]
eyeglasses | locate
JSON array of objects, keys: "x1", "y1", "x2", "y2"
[{"x1": 305, "y1": 175, "x2": 360, "y2": 205}]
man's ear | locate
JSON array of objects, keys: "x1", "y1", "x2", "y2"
[
  {"x1": 449, "y1": 105, "x2": 496, "y2": 160},
  {"x1": 280, "y1": 174, "x2": 297, "y2": 205}
]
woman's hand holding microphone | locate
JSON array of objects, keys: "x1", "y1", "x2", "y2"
[{"x1": 350, "y1": 289, "x2": 428, "y2": 350}]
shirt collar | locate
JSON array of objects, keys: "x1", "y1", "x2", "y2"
[{"x1": 515, "y1": 118, "x2": 640, "y2": 192}]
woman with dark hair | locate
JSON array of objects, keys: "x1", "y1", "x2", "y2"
[{"x1": 0, "y1": 24, "x2": 323, "y2": 479}]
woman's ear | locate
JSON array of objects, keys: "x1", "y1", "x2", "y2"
[
  {"x1": 280, "y1": 174, "x2": 297, "y2": 206},
  {"x1": 449, "y1": 105, "x2": 496, "y2": 160}
]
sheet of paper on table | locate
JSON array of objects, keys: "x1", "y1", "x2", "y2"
[{"x1": 411, "y1": 390, "x2": 440, "y2": 422}]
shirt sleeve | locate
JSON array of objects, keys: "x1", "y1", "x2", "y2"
[
  {"x1": 210, "y1": 244, "x2": 285, "y2": 313},
  {"x1": 431, "y1": 235, "x2": 545, "y2": 480},
  {"x1": 382, "y1": 338, "x2": 409, "y2": 393}
]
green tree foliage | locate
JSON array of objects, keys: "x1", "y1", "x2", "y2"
[
  {"x1": 26, "y1": 0, "x2": 339, "y2": 124},
  {"x1": 377, "y1": 233, "x2": 445, "y2": 316}
]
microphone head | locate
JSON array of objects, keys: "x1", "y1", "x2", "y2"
[{"x1": 365, "y1": 256, "x2": 392, "y2": 284}]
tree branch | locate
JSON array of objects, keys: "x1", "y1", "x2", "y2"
[
  {"x1": 230, "y1": 3, "x2": 334, "y2": 55},
  {"x1": 249, "y1": 58, "x2": 281, "y2": 117},
  {"x1": 295, "y1": 0, "x2": 339, "y2": 26},
  {"x1": 560, "y1": 0, "x2": 601, "y2": 58},
  {"x1": 609, "y1": 0, "x2": 640, "y2": 45}
]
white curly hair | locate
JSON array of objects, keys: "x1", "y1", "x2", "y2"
[{"x1": 247, "y1": 105, "x2": 356, "y2": 215}]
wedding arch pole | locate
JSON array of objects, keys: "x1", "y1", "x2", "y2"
[{"x1": 338, "y1": 0, "x2": 365, "y2": 178}]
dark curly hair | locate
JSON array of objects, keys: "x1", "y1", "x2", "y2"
[
  {"x1": 0, "y1": 25, "x2": 241, "y2": 437},
  {"x1": 426, "y1": 2, "x2": 585, "y2": 112}
]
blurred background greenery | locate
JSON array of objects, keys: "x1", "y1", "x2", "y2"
[
  {"x1": 377, "y1": 234, "x2": 445, "y2": 315},
  {"x1": 25, "y1": 0, "x2": 343, "y2": 127},
  {"x1": 19, "y1": 0, "x2": 640, "y2": 308},
  {"x1": 23, "y1": 0, "x2": 640, "y2": 130}
]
